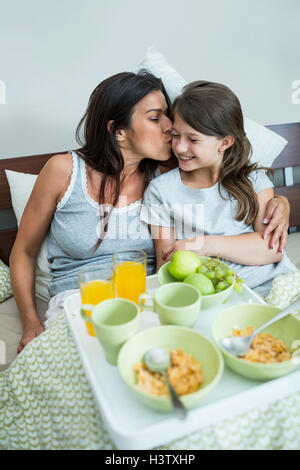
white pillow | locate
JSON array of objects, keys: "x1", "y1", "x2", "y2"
[
  {"x1": 138, "y1": 46, "x2": 288, "y2": 167},
  {"x1": 5, "y1": 170, "x2": 51, "y2": 302},
  {"x1": 0, "y1": 259, "x2": 12, "y2": 303}
]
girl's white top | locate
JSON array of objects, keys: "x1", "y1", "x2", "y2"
[{"x1": 140, "y1": 167, "x2": 297, "y2": 297}]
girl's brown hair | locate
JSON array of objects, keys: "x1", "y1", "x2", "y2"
[{"x1": 172, "y1": 81, "x2": 272, "y2": 225}]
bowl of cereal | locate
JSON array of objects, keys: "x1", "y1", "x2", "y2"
[
  {"x1": 211, "y1": 304, "x2": 300, "y2": 380},
  {"x1": 117, "y1": 325, "x2": 224, "y2": 412}
]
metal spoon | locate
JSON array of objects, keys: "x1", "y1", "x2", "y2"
[
  {"x1": 144, "y1": 348, "x2": 188, "y2": 419},
  {"x1": 220, "y1": 296, "x2": 300, "y2": 357}
]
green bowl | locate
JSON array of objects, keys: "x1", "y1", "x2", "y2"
[
  {"x1": 158, "y1": 258, "x2": 234, "y2": 310},
  {"x1": 118, "y1": 325, "x2": 224, "y2": 412},
  {"x1": 211, "y1": 303, "x2": 300, "y2": 380}
]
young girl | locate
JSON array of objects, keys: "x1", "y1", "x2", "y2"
[{"x1": 140, "y1": 80, "x2": 297, "y2": 297}]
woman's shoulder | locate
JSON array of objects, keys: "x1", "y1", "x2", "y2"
[
  {"x1": 45, "y1": 152, "x2": 73, "y2": 174},
  {"x1": 40, "y1": 152, "x2": 74, "y2": 183},
  {"x1": 36, "y1": 152, "x2": 74, "y2": 200}
]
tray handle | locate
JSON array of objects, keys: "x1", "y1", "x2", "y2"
[{"x1": 139, "y1": 293, "x2": 155, "y2": 312}]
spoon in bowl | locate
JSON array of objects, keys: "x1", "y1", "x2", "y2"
[
  {"x1": 220, "y1": 296, "x2": 300, "y2": 357},
  {"x1": 144, "y1": 348, "x2": 187, "y2": 420}
]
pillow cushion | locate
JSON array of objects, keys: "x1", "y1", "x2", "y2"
[
  {"x1": 5, "y1": 170, "x2": 51, "y2": 302},
  {"x1": 0, "y1": 259, "x2": 13, "y2": 303},
  {"x1": 285, "y1": 232, "x2": 300, "y2": 271},
  {"x1": 138, "y1": 46, "x2": 288, "y2": 167}
]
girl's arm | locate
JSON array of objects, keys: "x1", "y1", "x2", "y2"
[
  {"x1": 149, "y1": 225, "x2": 177, "y2": 271},
  {"x1": 161, "y1": 188, "x2": 283, "y2": 266}
]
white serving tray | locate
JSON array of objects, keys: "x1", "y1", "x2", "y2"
[{"x1": 64, "y1": 275, "x2": 300, "y2": 450}]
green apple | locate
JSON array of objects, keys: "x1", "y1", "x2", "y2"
[
  {"x1": 183, "y1": 273, "x2": 215, "y2": 296},
  {"x1": 167, "y1": 250, "x2": 201, "y2": 281}
]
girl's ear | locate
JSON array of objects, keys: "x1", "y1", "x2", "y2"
[{"x1": 218, "y1": 135, "x2": 235, "y2": 153}]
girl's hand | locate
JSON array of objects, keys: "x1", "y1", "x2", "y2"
[
  {"x1": 262, "y1": 195, "x2": 290, "y2": 253},
  {"x1": 161, "y1": 240, "x2": 180, "y2": 262},
  {"x1": 161, "y1": 238, "x2": 205, "y2": 262}
]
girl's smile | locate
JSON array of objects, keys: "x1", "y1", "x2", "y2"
[{"x1": 178, "y1": 155, "x2": 195, "y2": 163}]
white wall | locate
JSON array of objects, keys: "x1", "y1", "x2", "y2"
[{"x1": 0, "y1": 0, "x2": 299, "y2": 158}]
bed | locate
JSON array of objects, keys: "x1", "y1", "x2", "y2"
[
  {"x1": 0, "y1": 122, "x2": 299, "y2": 370},
  {"x1": 0, "y1": 123, "x2": 300, "y2": 451}
]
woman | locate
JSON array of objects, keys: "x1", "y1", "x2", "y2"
[{"x1": 9, "y1": 71, "x2": 290, "y2": 353}]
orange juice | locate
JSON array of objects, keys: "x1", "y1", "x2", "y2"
[
  {"x1": 114, "y1": 261, "x2": 146, "y2": 304},
  {"x1": 80, "y1": 279, "x2": 114, "y2": 336}
]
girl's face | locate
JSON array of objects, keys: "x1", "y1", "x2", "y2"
[
  {"x1": 121, "y1": 90, "x2": 173, "y2": 162},
  {"x1": 171, "y1": 112, "x2": 224, "y2": 172}
]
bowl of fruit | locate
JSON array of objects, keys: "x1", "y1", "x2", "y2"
[{"x1": 158, "y1": 251, "x2": 243, "y2": 309}]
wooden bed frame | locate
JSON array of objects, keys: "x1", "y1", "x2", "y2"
[{"x1": 0, "y1": 122, "x2": 299, "y2": 266}]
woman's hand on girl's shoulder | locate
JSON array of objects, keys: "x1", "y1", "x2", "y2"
[{"x1": 261, "y1": 194, "x2": 290, "y2": 253}]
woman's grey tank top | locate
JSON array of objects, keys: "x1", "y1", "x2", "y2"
[{"x1": 47, "y1": 152, "x2": 156, "y2": 297}]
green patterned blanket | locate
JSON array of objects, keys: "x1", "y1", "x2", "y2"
[{"x1": 1, "y1": 272, "x2": 300, "y2": 450}]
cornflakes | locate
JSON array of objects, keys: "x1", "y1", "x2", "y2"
[
  {"x1": 233, "y1": 327, "x2": 292, "y2": 364},
  {"x1": 133, "y1": 348, "x2": 204, "y2": 397}
]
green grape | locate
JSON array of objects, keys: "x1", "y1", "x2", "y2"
[
  {"x1": 225, "y1": 275, "x2": 235, "y2": 285},
  {"x1": 197, "y1": 265, "x2": 209, "y2": 274},
  {"x1": 206, "y1": 271, "x2": 216, "y2": 280},
  {"x1": 206, "y1": 260, "x2": 217, "y2": 270},
  {"x1": 233, "y1": 283, "x2": 242, "y2": 293},
  {"x1": 233, "y1": 279, "x2": 244, "y2": 293},
  {"x1": 215, "y1": 267, "x2": 226, "y2": 280},
  {"x1": 217, "y1": 281, "x2": 229, "y2": 291},
  {"x1": 220, "y1": 265, "x2": 228, "y2": 275},
  {"x1": 226, "y1": 268, "x2": 235, "y2": 276},
  {"x1": 195, "y1": 258, "x2": 237, "y2": 293}
]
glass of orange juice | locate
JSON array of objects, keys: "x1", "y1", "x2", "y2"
[
  {"x1": 112, "y1": 250, "x2": 147, "y2": 305},
  {"x1": 78, "y1": 265, "x2": 114, "y2": 336}
]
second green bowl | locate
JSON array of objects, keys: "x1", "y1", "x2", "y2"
[{"x1": 211, "y1": 303, "x2": 300, "y2": 380}]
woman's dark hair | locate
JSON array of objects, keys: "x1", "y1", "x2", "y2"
[
  {"x1": 75, "y1": 71, "x2": 172, "y2": 251},
  {"x1": 172, "y1": 80, "x2": 272, "y2": 225}
]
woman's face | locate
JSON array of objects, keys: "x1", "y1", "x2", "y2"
[{"x1": 122, "y1": 90, "x2": 172, "y2": 162}]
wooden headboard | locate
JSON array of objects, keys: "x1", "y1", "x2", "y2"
[
  {"x1": 0, "y1": 122, "x2": 299, "y2": 266},
  {"x1": 267, "y1": 123, "x2": 300, "y2": 227},
  {"x1": 0, "y1": 152, "x2": 63, "y2": 265}
]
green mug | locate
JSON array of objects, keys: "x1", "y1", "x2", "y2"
[
  {"x1": 80, "y1": 298, "x2": 140, "y2": 365},
  {"x1": 139, "y1": 282, "x2": 202, "y2": 328}
]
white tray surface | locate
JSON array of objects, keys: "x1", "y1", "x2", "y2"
[{"x1": 64, "y1": 275, "x2": 300, "y2": 449}]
